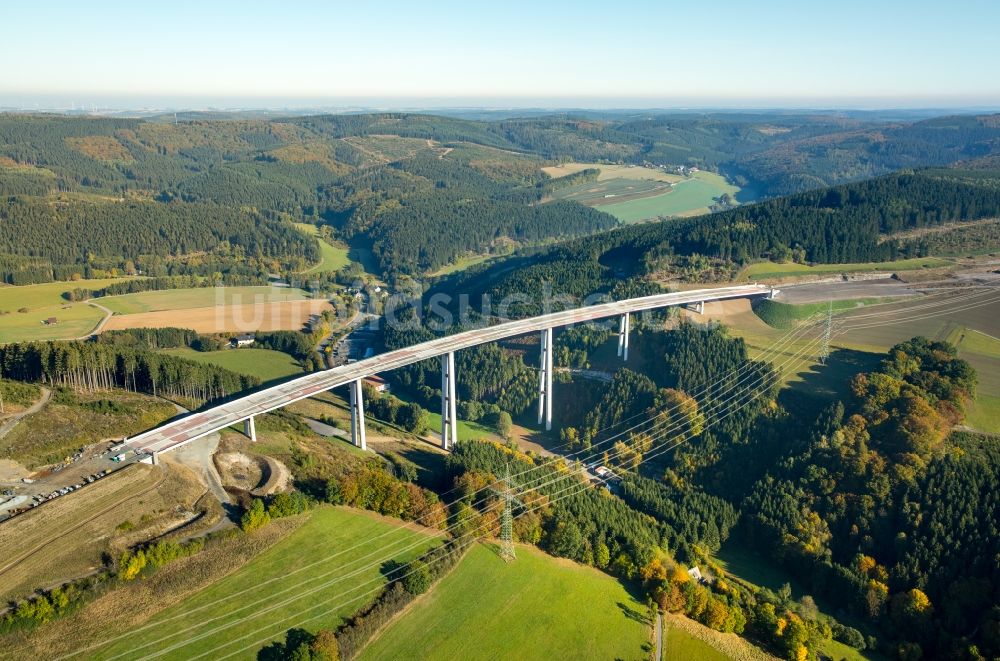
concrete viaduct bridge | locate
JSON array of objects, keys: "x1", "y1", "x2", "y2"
[{"x1": 125, "y1": 284, "x2": 773, "y2": 459}]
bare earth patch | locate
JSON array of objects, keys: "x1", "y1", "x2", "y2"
[
  {"x1": 0, "y1": 462, "x2": 218, "y2": 604},
  {"x1": 215, "y1": 451, "x2": 265, "y2": 491},
  {"x1": 101, "y1": 299, "x2": 332, "y2": 334}
]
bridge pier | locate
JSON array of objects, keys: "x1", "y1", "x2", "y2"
[
  {"x1": 349, "y1": 379, "x2": 367, "y2": 451},
  {"x1": 538, "y1": 327, "x2": 553, "y2": 430},
  {"x1": 441, "y1": 351, "x2": 458, "y2": 450},
  {"x1": 243, "y1": 415, "x2": 257, "y2": 442},
  {"x1": 617, "y1": 312, "x2": 630, "y2": 361}
]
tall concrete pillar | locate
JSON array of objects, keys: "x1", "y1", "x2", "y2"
[
  {"x1": 243, "y1": 415, "x2": 257, "y2": 442},
  {"x1": 697, "y1": 301, "x2": 705, "y2": 315},
  {"x1": 538, "y1": 327, "x2": 554, "y2": 431},
  {"x1": 441, "y1": 351, "x2": 458, "y2": 450},
  {"x1": 545, "y1": 327, "x2": 553, "y2": 430},
  {"x1": 617, "y1": 312, "x2": 630, "y2": 361},
  {"x1": 349, "y1": 379, "x2": 367, "y2": 451}
]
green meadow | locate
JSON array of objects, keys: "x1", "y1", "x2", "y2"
[
  {"x1": 159, "y1": 347, "x2": 304, "y2": 383},
  {"x1": 90, "y1": 507, "x2": 441, "y2": 660},
  {"x1": 360, "y1": 543, "x2": 651, "y2": 661}
]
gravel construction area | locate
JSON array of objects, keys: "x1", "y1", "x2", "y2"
[
  {"x1": 0, "y1": 462, "x2": 215, "y2": 603},
  {"x1": 775, "y1": 279, "x2": 922, "y2": 304}
]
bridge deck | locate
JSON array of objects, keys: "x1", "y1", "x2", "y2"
[{"x1": 127, "y1": 285, "x2": 771, "y2": 454}]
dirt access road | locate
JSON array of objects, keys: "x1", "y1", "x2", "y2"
[{"x1": 0, "y1": 387, "x2": 51, "y2": 441}]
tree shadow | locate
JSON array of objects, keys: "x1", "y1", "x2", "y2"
[
  {"x1": 380, "y1": 558, "x2": 406, "y2": 581},
  {"x1": 396, "y1": 445, "x2": 449, "y2": 491},
  {"x1": 779, "y1": 346, "x2": 882, "y2": 418},
  {"x1": 617, "y1": 601, "x2": 652, "y2": 625}
]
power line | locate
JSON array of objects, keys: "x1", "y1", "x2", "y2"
[
  {"x1": 125, "y1": 289, "x2": 1000, "y2": 659},
  {"x1": 73, "y1": 318, "x2": 830, "y2": 661},
  {"x1": 200, "y1": 333, "x2": 831, "y2": 661},
  {"x1": 131, "y1": 331, "x2": 832, "y2": 661},
  {"x1": 76, "y1": 286, "x2": 994, "y2": 660}
]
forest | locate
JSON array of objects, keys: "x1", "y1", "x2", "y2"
[
  {"x1": 0, "y1": 340, "x2": 259, "y2": 402},
  {"x1": 735, "y1": 338, "x2": 994, "y2": 659},
  {"x1": 432, "y1": 326, "x2": 995, "y2": 659},
  {"x1": 436, "y1": 168, "x2": 1000, "y2": 310},
  {"x1": 0, "y1": 196, "x2": 316, "y2": 284},
  {"x1": 2, "y1": 111, "x2": 999, "y2": 283}
]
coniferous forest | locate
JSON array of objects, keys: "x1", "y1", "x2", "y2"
[{"x1": 2, "y1": 112, "x2": 1000, "y2": 284}]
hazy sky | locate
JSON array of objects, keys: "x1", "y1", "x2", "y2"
[{"x1": 3, "y1": 0, "x2": 999, "y2": 108}]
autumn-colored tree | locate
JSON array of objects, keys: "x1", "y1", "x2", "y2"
[
  {"x1": 892, "y1": 393, "x2": 948, "y2": 458},
  {"x1": 891, "y1": 588, "x2": 934, "y2": 638},
  {"x1": 701, "y1": 596, "x2": 730, "y2": 630},
  {"x1": 240, "y1": 498, "x2": 271, "y2": 532},
  {"x1": 640, "y1": 557, "x2": 669, "y2": 582},
  {"x1": 653, "y1": 581, "x2": 686, "y2": 613},
  {"x1": 864, "y1": 580, "x2": 889, "y2": 619},
  {"x1": 309, "y1": 629, "x2": 340, "y2": 661}
]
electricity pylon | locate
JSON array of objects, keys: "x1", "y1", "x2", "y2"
[
  {"x1": 498, "y1": 464, "x2": 516, "y2": 563},
  {"x1": 820, "y1": 300, "x2": 833, "y2": 365}
]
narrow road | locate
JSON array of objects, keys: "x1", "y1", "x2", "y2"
[
  {"x1": 160, "y1": 401, "x2": 231, "y2": 506},
  {"x1": 303, "y1": 417, "x2": 351, "y2": 441},
  {"x1": 166, "y1": 431, "x2": 230, "y2": 505},
  {"x1": 554, "y1": 367, "x2": 614, "y2": 383},
  {"x1": 71, "y1": 300, "x2": 114, "y2": 340},
  {"x1": 0, "y1": 387, "x2": 51, "y2": 440},
  {"x1": 655, "y1": 612, "x2": 664, "y2": 661}
]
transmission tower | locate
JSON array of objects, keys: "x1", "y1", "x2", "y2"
[
  {"x1": 499, "y1": 463, "x2": 516, "y2": 563},
  {"x1": 820, "y1": 300, "x2": 833, "y2": 365}
]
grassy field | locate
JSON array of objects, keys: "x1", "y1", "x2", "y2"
[
  {"x1": 88, "y1": 506, "x2": 440, "y2": 660},
  {"x1": 602, "y1": 172, "x2": 742, "y2": 223},
  {"x1": 740, "y1": 257, "x2": 951, "y2": 281},
  {"x1": 545, "y1": 164, "x2": 741, "y2": 223},
  {"x1": 0, "y1": 389, "x2": 177, "y2": 468},
  {"x1": 427, "y1": 253, "x2": 498, "y2": 277},
  {"x1": 100, "y1": 285, "x2": 313, "y2": 315},
  {"x1": 662, "y1": 620, "x2": 731, "y2": 661},
  {"x1": 424, "y1": 410, "x2": 502, "y2": 443},
  {"x1": 360, "y1": 543, "x2": 651, "y2": 661},
  {"x1": 951, "y1": 328, "x2": 1000, "y2": 433},
  {"x1": 717, "y1": 292, "x2": 1000, "y2": 433},
  {"x1": 0, "y1": 277, "x2": 133, "y2": 343},
  {"x1": 294, "y1": 223, "x2": 351, "y2": 273},
  {"x1": 160, "y1": 347, "x2": 304, "y2": 383},
  {"x1": 387, "y1": 390, "x2": 502, "y2": 443},
  {"x1": 954, "y1": 328, "x2": 1000, "y2": 358},
  {"x1": 753, "y1": 298, "x2": 895, "y2": 329}
]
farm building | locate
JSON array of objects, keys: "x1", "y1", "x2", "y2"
[
  {"x1": 231, "y1": 333, "x2": 256, "y2": 347},
  {"x1": 363, "y1": 375, "x2": 390, "y2": 393}
]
